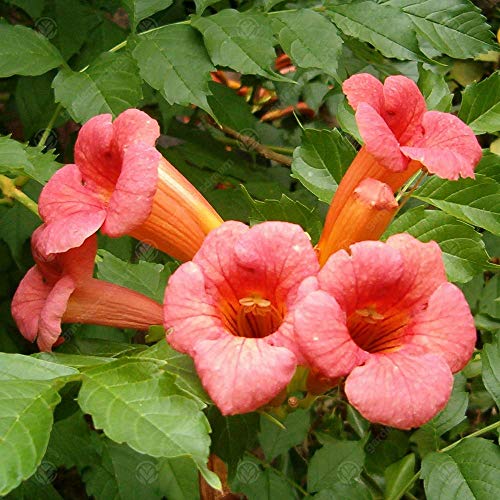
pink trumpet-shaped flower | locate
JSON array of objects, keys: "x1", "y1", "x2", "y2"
[
  {"x1": 163, "y1": 221, "x2": 320, "y2": 415},
  {"x1": 12, "y1": 226, "x2": 163, "y2": 351},
  {"x1": 344, "y1": 73, "x2": 482, "y2": 178},
  {"x1": 37, "y1": 109, "x2": 223, "y2": 261},
  {"x1": 295, "y1": 234, "x2": 476, "y2": 429}
]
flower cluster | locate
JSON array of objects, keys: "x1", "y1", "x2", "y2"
[{"x1": 13, "y1": 74, "x2": 481, "y2": 429}]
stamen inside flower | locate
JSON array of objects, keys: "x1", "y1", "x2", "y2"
[
  {"x1": 347, "y1": 306, "x2": 409, "y2": 353},
  {"x1": 219, "y1": 294, "x2": 284, "y2": 338}
]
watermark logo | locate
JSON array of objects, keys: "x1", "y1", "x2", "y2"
[
  {"x1": 135, "y1": 461, "x2": 159, "y2": 485},
  {"x1": 134, "y1": 240, "x2": 158, "y2": 262},
  {"x1": 237, "y1": 17, "x2": 259, "y2": 38},
  {"x1": 236, "y1": 128, "x2": 261, "y2": 153},
  {"x1": 236, "y1": 460, "x2": 260, "y2": 484},
  {"x1": 137, "y1": 17, "x2": 157, "y2": 33},
  {"x1": 337, "y1": 461, "x2": 362, "y2": 484},
  {"x1": 34, "y1": 461, "x2": 57, "y2": 485},
  {"x1": 35, "y1": 18, "x2": 57, "y2": 39},
  {"x1": 32, "y1": 129, "x2": 58, "y2": 151}
]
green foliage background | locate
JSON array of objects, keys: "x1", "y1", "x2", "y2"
[{"x1": 0, "y1": 0, "x2": 499, "y2": 498}]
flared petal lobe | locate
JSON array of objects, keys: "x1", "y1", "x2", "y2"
[
  {"x1": 295, "y1": 234, "x2": 476, "y2": 429},
  {"x1": 164, "y1": 221, "x2": 319, "y2": 414}
]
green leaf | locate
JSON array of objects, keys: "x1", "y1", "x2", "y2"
[
  {"x1": 272, "y1": 9, "x2": 343, "y2": 79},
  {"x1": 483, "y1": 335, "x2": 500, "y2": 408},
  {"x1": 384, "y1": 453, "x2": 416, "y2": 500},
  {"x1": 243, "y1": 189, "x2": 323, "y2": 243},
  {"x1": 307, "y1": 441, "x2": 365, "y2": 493},
  {"x1": 53, "y1": 51, "x2": 143, "y2": 124},
  {"x1": 192, "y1": 10, "x2": 282, "y2": 80},
  {"x1": 132, "y1": 24, "x2": 215, "y2": 114},
  {"x1": 421, "y1": 438, "x2": 500, "y2": 499},
  {"x1": 77, "y1": 358, "x2": 220, "y2": 489},
  {"x1": 206, "y1": 81, "x2": 257, "y2": 131},
  {"x1": 418, "y1": 66, "x2": 452, "y2": 112},
  {"x1": 0, "y1": 380, "x2": 61, "y2": 496},
  {"x1": 0, "y1": 135, "x2": 61, "y2": 183},
  {"x1": 385, "y1": 207, "x2": 491, "y2": 283},
  {"x1": 96, "y1": 250, "x2": 168, "y2": 302},
  {"x1": 383, "y1": 0, "x2": 497, "y2": 59},
  {"x1": 158, "y1": 456, "x2": 200, "y2": 500},
  {"x1": 45, "y1": 411, "x2": 100, "y2": 470},
  {"x1": 291, "y1": 128, "x2": 356, "y2": 203},
  {"x1": 314, "y1": 483, "x2": 372, "y2": 499},
  {"x1": 209, "y1": 408, "x2": 259, "y2": 476},
  {"x1": 326, "y1": 0, "x2": 426, "y2": 62},
  {"x1": 5, "y1": 0, "x2": 45, "y2": 18},
  {"x1": 258, "y1": 409, "x2": 310, "y2": 461},
  {"x1": 122, "y1": 0, "x2": 173, "y2": 28},
  {"x1": 413, "y1": 174, "x2": 500, "y2": 235},
  {"x1": 0, "y1": 24, "x2": 63, "y2": 77},
  {"x1": 477, "y1": 151, "x2": 500, "y2": 183},
  {"x1": 230, "y1": 455, "x2": 298, "y2": 499},
  {"x1": 43, "y1": 0, "x2": 101, "y2": 60},
  {"x1": 459, "y1": 72, "x2": 500, "y2": 135},
  {"x1": 33, "y1": 352, "x2": 115, "y2": 369},
  {"x1": 194, "y1": 0, "x2": 220, "y2": 15},
  {"x1": 0, "y1": 353, "x2": 77, "y2": 381}
]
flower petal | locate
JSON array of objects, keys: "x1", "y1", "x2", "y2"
[
  {"x1": 343, "y1": 73, "x2": 384, "y2": 113},
  {"x1": 386, "y1": 233, "x2": 447, "y2": 311},
  {"x1": 319, "y1": 242, "x2": 404, "y2": 315},
  {"x1": 234, "y1": 221, "x2": 319, "y2": 306},
  {"x1": 345, "y1": 349, "x2": 453, "y2": 429},
  {"x1": 74, "y1": 114, "x2": 117, "y2": 192},
  {"x1": 356, "y1": 103, "x2": 408, "y2": 172},
  {"x1": 38, "y1": 164, "x2": 107, "y2": 255},
  {"x1": 164, "y1": 261, "x2": 221, "y2": 356},
  {"x1": 193, "y1": 336, "x2": 296, "y2": 415},
  {"x1": 111, "y1": 108, "x2": 160, "y2": 149},
  {"x1": 382, "y1": 76, "x2": 426, "y2": 145},
  {"x1": 294, "y1": 290, "x2": 367, "y2": 378},
  {"x1": 11, "y1": 266, "x2": 51, "y2": 342},
  {"x1": 401, "y1": 111, "x2": 482, "y2": 180},
  {"x1": 102, "y1": 143, "x2": 161, "y2": 236},
  {"x1": 37, "y1": 275, "x2": 76, "y2": 351},
  {"x1": 406, "y1": 283, "x2": 476, "y2": 372}
]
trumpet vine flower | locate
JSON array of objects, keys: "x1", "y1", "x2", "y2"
[
  {"x1": 12, "y1": 226, "x2": 163, "y2": 351},
  {"x1": 295, "y1": 234, "x2": 476, "y2": 429},
  {"x1": 318, "y1": 74, "x2": 482, "y2": 264},
  {"x1": 163, "y1": 221, "x2": 319, "y2": 415},
  {"x1": 37, "y1": 109, "x2": 223, "y2": 261}
]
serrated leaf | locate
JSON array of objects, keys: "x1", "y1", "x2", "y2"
[
  {"x1": 383, "y1": 0, "x2": 497, "y2": 59},
  {"x1": 385, "y1": 207, "x2": 491, "y2": 283},
  {"x1": 192, "y1": 10, "x2": 282, "y2": 80},
  {"x1": 122, "y1": 0, "x2": 173, "y2": 28},
  {"x1": 326, "y1": 0, "x2": 426, "y2": 62},
  {"x1": 477, "y1": 151, "x2": 500, "y2": 183},
  {"x1": 53, "y1": 51, "x2": 142, "y2": 124},
  {"x1": 292, "y1": 128, "x2": 356, "y2": 203},
  {"x1": 0, "y1": 380, "x2": 61, "y2": 496},
  {"x1": 77, "y1": 358, "x2": 219, "y2": 488},
  {"x1": 0, "y1": 353, "x2": 77, "y2": 381},
  {"x1": 43, "y1": 0, "x2": 101, "y2": 60},
  {"x1": 96, "y1": 250, "x2": 168, "y2": 302},
  {"x1": 272, "y1": 9, "x2": 343, "y2": 78},
  {"x1": 421, "y1": 438, "x2": 500, "y2": 499},
  {"x1": 258, "y1": 409, "x2": 310, "y2": 461},
  {"x1": 132, "y1": 24, "x2": 215, "y2": 113},
  {"x1": 483, "y1": 336, "x2": 500, "y2": 408},
  {"x1": 209, "y1": 408, "x2": 259, "y2": 476},
  {"x1": 418, "y1": 66, "x2": 452, "y2": 112},
  {"x1": 414, "y1": 174, "x2": 500, "y2": 235},
  {"x1": 243, "y1": 189, "x2": 323, "y2": 243},
  {"x1": 307, "y1": 441, "x2": 365, "y2": 493},
  {"x1": 459, "y1": 71, "x2": 500, "y2": 135},
  {"x1": 0, "y1": 24, "x2": 63, "y2": 77},
  {"x1": 384, "y1": 453, "x2": 416, "y2": 500}
]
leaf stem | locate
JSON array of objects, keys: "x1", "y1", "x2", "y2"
[{"x1": 0, "y1": 175, "x2": 40, "y2": 217}]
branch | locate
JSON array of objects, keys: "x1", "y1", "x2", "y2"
[
  {"x1": 0, "y1": 175, "x2": 40, "y2": 217},
  {"x1": 218, "y1": 125, "x2": 293, "y2": 166}
]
